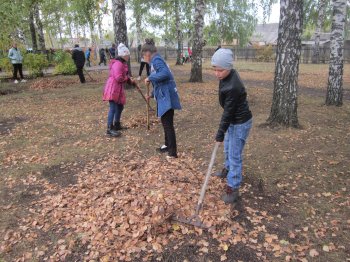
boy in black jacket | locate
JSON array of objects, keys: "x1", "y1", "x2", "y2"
[
  {"x1": 71, "y1": 44, "x2": 86, "y2": 83},
  {"x1": 211, "y1": 48, "x2": 253, "y2": 204}
]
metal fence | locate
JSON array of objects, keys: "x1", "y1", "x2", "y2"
[{"x1": 130, "y1": 46, "x2": 350, "y2": 64}]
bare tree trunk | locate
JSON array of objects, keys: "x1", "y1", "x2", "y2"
[
  {"x1": 217, "y1": 1, "x2": 225, "y2": 45},
  {"x1": 48, "y1": 30, "x2": 54, "y2": 48},
  {"x1": 326, "y1": 0, "x2": 347, "y2": 106},
  {"x1": 189, "y1": 0, "x2": 205, "y2": 82},
  {"x1": 175, "y1": 0, "x2": 182, "y2": 65},
  {"x1": 112, "y1": 0, "x2": 132, "y2": 76},
  {"x1": 164, "y1": 8, "x2": 169, "y2": 61},
  {"x1": 34, "y1": 4, "x2": 46, "y2": 53},
  {"x1": 135, "y1": 11, "x2": 142, "y2": 63},
  {"x1": 97, "y1": 14, "x2": 104, "y2": 43},
  {"x1": 56, "y1": 13, "x2": 64, "y2": 49},
  {"x1": 67, "y1": 18, "x2": 74, "y2": 40},
  {"x1": 267, "y1": 0, "x2": 303, "y2": 127},
  {"x1": 312, "y1": 0, "x2": 326, "y2": 64},
  {"x1": 29, "y1": 8, "x2": 38, "y2": 52}
]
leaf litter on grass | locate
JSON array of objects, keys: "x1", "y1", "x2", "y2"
[{"x1": 1, "y1": 148, "x2": 322, "y2": 262}]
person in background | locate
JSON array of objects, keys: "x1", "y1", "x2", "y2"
[
  {"x1": 137, "y1": 56, "x2": 150, "y2": 81},
  {"x1": 85, "y1": 48, "x2": 91, "y2": 67},
  {"x1": 215, "y1": 45, "x2": 222, "y2": 52},
  {"x1": 188, "y1": 46, "x2": 192, "y2": 62},
  {"x1": 109, "y1": 43, "x2": 116, "y2": 59},
  {"x1": 142, "y1": 38, "x2": 182, "y2": 159},
  {"x1": 211, "y1": 48, "x2": 253, "y2": 205},
  {"x1": 105, "y1": 47, "x2": 110, "y2": 61},
  {"x1": 99, "y1": 48, "x2": 107, "y2": 66},
  {"x1": 182, "y1": 48, "x2": 189, "y2": 64},
  {"x1": 8, "y1": 43, "x2": 26, "y2": 84},
  {"x1": 71, "y1": 44, "x2": 86, "y2": 83},
  {"x1": 103, "y1": 43, "x2": 136, "y2": 137}
]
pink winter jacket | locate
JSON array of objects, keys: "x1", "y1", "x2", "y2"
[{"x1": 102, "y1": 59, "x2": 129, "y2": 105}]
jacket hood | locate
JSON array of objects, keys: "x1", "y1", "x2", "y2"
[{"x1": 73, "y1": 47, "x2": 83, "y2": 52}]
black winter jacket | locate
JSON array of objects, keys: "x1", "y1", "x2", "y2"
[
  {"x1": 216, "y1": 69, "x2": 252, "y2": 142},
  {"x1": 71, "y1": 47, "x2": 85, "y2": 67}
]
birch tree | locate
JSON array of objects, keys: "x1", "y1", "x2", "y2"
[
  {"x1": 312, "y1": 0, "x2": 327, "y2": 64},
  {"x1": 34, "y1": 3, "x2": 46, "y2": 52},
  {"x1": 175, "y1": 0, "x2": 183, "y2": 65},
  {"x1": 189, "y1": 0, "x2": 206, "y2": 82},
  {"x1": 326, "y1": 0, "x2": 347, "y2": 106},
  {"x1": 112, "y1": 0, "x2": 131, "y2": 74},
  {"x1": 267, "y1": 0, "x2": 303, "y2": 127},
  {"x1": 29, "y1": 7, "x2": 38, "y2": 51}
]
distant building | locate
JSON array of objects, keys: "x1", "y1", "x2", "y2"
[
  {"x1": 250, "y1": 23, "x2": 279, "y2": 46},
  {"x1": 302, "y1": 32, "x2": 331, "y2": 47}
]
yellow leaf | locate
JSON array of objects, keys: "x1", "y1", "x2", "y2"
[
  {"x1": 223, "y1": 244, "x2": 229, "y2": 251},
  {"x1": 172, "y1": 224, "x2": 180, "y2": 231},
  {"x1": 323, "y1": 245, "x2": 329, "y2": 252},
  {"x1": 101, "y1": 255, "x2": 110, "y2": 262}
]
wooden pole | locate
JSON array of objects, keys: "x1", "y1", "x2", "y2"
[{"x1": 135, "y1": 84, "x2": 154, "y2": 111}]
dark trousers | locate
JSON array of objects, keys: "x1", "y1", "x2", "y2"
[
  {"x1": 138, "y1": 61, "x2": 150, "y2": 76},
  {"x1": 13, "y1": 64, "x2": 24, "y2": 80},
  {"x1": 86, "y1": 58, "x2": 91, "y2": 67},
  {"x1": 99, "y1": 56, "x2": 106, "y2": 66},
  {"x1": 161, "y1": 109, "x2": 177, "y2": 157},
  {"x1": 76, "y1": 66, "x2": 85, "y2": 83}
]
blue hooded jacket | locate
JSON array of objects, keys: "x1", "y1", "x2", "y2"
[{"x1": 148, "y1": 54, "x2": 182, "y2": 117}]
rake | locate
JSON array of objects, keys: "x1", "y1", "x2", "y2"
[{"x1": 171, "y1": 142, "x2": 220, "y2": 228}]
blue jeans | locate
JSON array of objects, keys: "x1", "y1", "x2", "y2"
[
  {"x1": 107, "y1": 101, "x2": 124, "y2": 126},
  {"x1": 224, "y1": 118, "x2": 252, "y2": 189}
]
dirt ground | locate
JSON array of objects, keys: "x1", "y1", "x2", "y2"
[{"x1": 0, "y1": 61, "x2": 349, "y2": 262}]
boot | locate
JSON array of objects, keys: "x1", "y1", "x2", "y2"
[
  {"x1": 213, "y1": 167, "x2": 229, "y2": 178},
  {"x1": 114, "y1": 122, "x2": 127, "y2": 131},
  {"x1": 222, "y1": 186, "x2": 240, "y2": 204},
  {"x1": 107, "y1": 125, "x2": 121, "y2": 137}
]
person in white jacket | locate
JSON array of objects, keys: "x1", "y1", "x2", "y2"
[{"x1": 8, "y1": 43, "x2": 26, "y2": 83}]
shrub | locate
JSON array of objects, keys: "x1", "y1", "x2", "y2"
[
  {"x1": 23, "y1": 53, "x2": 49, "y2": 77},
  {"x1": 53, "y1": 51, "x2": 76, "y2": 75},
  {"x1": 256, "y1": 45, "x2": 275, "y2": 62},
  {"x1": 0, "y1": 57, "x2": 13, "y2": 76}
]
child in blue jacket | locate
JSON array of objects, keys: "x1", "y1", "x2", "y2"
[{"x1": 142, "y1": 39, "x2": 182, "y2": 158}]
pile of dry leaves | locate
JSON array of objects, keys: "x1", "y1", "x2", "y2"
[
  {"x1": 125, "y1": 114, "x2": 159, "y2": 129},
  {"x1": 1, "y1": 152, "x2": 291, "y2": 261},
  {"x1": 29, "y1": 79, "x2": 79, "y2": 90}
]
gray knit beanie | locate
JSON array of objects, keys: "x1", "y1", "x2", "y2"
[{"x1": 211, "y1": 48, "x2": 233, "y2": 70}]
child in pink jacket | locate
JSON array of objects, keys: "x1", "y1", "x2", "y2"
[{"x1": 103, "y1": 43, "x2": 135, "y2": 137}]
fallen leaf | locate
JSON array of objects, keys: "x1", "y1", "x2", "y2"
[{"x1": 309, "y1": 249, "x2": 319, "y2": 257}]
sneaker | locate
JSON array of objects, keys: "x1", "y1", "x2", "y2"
[
  {"x1": 157, "y1": 145, "x2": 168, "y2": 153},
  {"x1": 21, "y1": 79, "x2": 27, "y2": 83},
  {"x1": 14, "y1": 80, "x2": 19, "y2": 84},
  {"x1": 136, "y1": 76, "x2": 141, "y2": 81},
  {"x1": 166, "y1": 155, "x2": 178, "y2": 160},
  {"x1": 213, "y1": 168, "x2": 229, "y2": 178},
  {"x1": 222, "y1": 186, "x2": 240, "y2": 204}
]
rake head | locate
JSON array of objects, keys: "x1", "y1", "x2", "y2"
[{"x1": 171, "y1": 214, "x2": 210, "y2": 229}]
